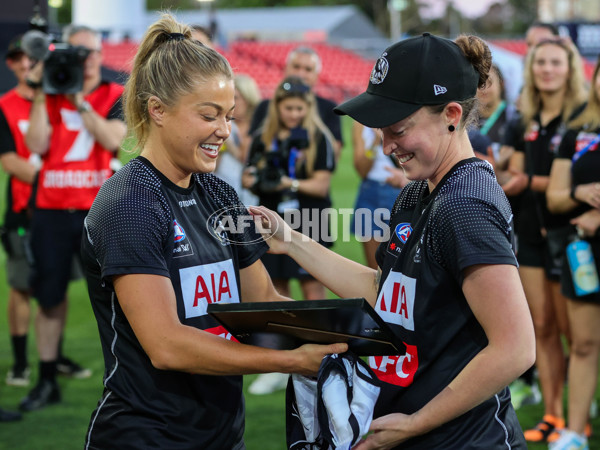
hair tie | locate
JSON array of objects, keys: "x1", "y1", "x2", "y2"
[{"x1": 167, "y1": 32, "x2": 185, "y2": 41}]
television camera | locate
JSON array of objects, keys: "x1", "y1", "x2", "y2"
[
  {"x1": 250, "y1": 127, "x2": 310, "y2": 194},
  {"x1": 21, "y1": 29, "x2": 90, "y2": 94}
]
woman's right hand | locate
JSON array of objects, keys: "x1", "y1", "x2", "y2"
[
  {"x1": 288, "y1": 342, "x2": 348, "y2": 376},
  {"x1": 573, "y1": 182, "x2": 600, "y2": 209},
  {"x1": 501, "y1": 169, "x2": 529, "y2": 196},
  {"x1": 249, "y1": 205, "x2": 294, "y2": 255}
]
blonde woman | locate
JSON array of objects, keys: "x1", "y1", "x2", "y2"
[
  {"x1": 546, "y1": 57, "x2": 600, "y2": 450},
  {"x1": 81, "y1": 15, "x2": 345, "y2": 448},
  {"x1": 243, "y1": 75, "x2": 336, "y2": 302},
  {"x1": 242, "y1": 76, "x2": 336, "y2": 395},
  {"x1": 215, "y1": 73, "x2": 261, "y2": 204},
  {"x1": 501, "y1": 36, "x2": 588, "y2": 444}
]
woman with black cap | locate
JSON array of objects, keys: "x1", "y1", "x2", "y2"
[{"x1": 251, "y1": 33, "x2": 534, "y2": 449}]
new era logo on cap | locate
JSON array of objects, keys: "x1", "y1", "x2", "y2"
[{"x1": 433, "y1": 85, "x2": 447, "y2": 96}]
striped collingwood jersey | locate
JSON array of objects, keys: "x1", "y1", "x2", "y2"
[
  {"x1": 0, "y1": 89, "x2": 36, "y2": 214},
  {"x1": 35, "y1": 81, "x2": 124, "y2": 210}
]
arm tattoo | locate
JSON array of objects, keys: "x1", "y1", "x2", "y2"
[{"x1": 374, "y1": 268, "x2": 382, "y2": 291}]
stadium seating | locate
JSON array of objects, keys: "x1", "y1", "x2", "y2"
[{"x1": 102, "y1": 40, "x2": 374, "y2": 103}]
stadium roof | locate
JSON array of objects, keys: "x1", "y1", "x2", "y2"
[{"x1": 148, "y1": 5, "x2": 387, "y2": 43}]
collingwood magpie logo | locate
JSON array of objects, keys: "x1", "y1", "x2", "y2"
[
  {"x1": 370, "y1": 52, "x2": 389, "y2": 85},
  {"x1": 433, "y1": 84, "x2": 447, "y2": 96},
  {"x1": 211, "y1": 215, "x2": 230, "y2": 246}
]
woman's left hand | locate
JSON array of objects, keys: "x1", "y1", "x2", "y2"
[
  {"x1": 571, "y1": 208, "x2": 600, "y2": 238},
  {"x1": 574, "y1": 182, "x2": 600, "y2": 209},
  {"x1": 352, "y1": 413, "x2": 415, "y2": 450}
]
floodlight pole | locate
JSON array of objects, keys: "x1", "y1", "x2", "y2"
[{"x1": 388, "y1": 0, "x2": 407, "y2": 41}]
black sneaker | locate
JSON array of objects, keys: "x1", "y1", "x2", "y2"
[
  {"x1": 19, "y1": 380, "x2": 61, "y2": 412},
  {"x1": 56, "y1": 357, "x2": 92, "y2": 379},
  {"x1": 0, "y1": 407, "x2": 22, "y2": 422}
]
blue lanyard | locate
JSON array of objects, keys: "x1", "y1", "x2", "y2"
[
  {"x1": 480, "y1": 101, "x2": 506, "y2": 136},
  {"x1": 572, "y1": 135, "x2": 600, "y2": 163},
  {"x1": 288, "y1": 147, "x2": 299, "y2": 179}
]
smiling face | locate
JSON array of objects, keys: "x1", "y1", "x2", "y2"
[
  {"x1": 531, "y1": 43, "x2": 570, "y2": 95},
  {"x1": 155, "y1": 76, "x2": 235, "y2": 181},
  {"x1": 277, "y1": 96, "x2": 308, "y2": 130},
  {"x1": 380, "y1": 107, "x2": 454, "y2": 185}
]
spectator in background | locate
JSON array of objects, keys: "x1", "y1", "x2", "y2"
[
  {"x1": 0, "y1": 35, "x2": 38, "y2": 389},
  {"x1": 249, "y1": 46, "x2": 342, "y2": 159},
  {"x1": 242, "y1": 76, "x2": 336, "y2": 395},
  {"x1": 19, "y1": 24, "x2": 126, "y2": 412},
  {"x1": 469, "y1": 64, "x2": 515, "y2": 162},
  {"x1": 501, "y1": 36, "x2": 588, "y2": 444},
  {"x1": 545, "y1": 57, "x2": 600, "y2": 450},
  {"x1": 351, "y1": 122, "x2": 408, "y2": 269},
  {"x1": 526, "y1": 22, "x2": 560, "y2": 50},
  {"x1": 191, "y1": 24, "x2": 214, "y2": 49},
  {"x1": 214, "y1": 74, "x2": 260, "y2": 205}
]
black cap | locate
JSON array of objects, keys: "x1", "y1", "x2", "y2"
[
  {"x1": 334, "y1": 33, "x2": 479, "y2": 128},
  {"x1": 6, "y1": 34, "x2": 24, "y2": 59}
]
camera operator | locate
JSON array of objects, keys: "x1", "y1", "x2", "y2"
[
  {"x1": 242, "y1": 76, "x2": 336, "y2": 394},
  {"x1": 19, "y1": 24, "x2": 126, "y2": 412}
]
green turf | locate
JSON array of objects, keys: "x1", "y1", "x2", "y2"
[{"x1": 0, "y1": 116, "x2": 599, "y2": 448}]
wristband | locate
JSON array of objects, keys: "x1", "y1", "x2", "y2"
[
  {"x1": 290, "y1": 179, "x2": 300, "y2": 193},
  {"x1": 77, "y1": 100, "x2": 92, "y2": 114},
  {"x1": 570, "y1": 186, "x2": 579, "y2": 202},
  {"x1": 527, "y1": 175, "x2": 533, "y2": 190}
]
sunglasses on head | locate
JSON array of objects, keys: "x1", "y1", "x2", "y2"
[{"x1": 281, "y1": 81, "x2": 310, "y2": 94}]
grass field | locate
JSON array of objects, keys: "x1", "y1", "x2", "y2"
[{"x1": 0, "y1": 116, "x2": 599, "y2": 448}]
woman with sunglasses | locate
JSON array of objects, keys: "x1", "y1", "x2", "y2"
[
  {"x1": 501, "y1": 37, "x2": 588, "y2": 443},
  {"x1": 242, "y1": 76, "x2": 337, "y2": 395},
  {"x1": 243, "y1": 76, "x2": 336, "y2": 302}
]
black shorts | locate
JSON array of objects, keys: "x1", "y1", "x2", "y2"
[
  {"x1": 30, "y1": 209, "x2": 87, "y2": 308},
  {"x1": 517, "y1": 238, "x2": 560, "y2": 281}
]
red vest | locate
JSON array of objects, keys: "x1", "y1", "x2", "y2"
[
  {"x1": 0, "y1": 89, "x2": 35, "y2": 214},
  {"x1": 35, "y1": 82, "x2": 124, "y2": 210}
]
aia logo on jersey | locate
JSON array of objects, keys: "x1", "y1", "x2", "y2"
[
  {"x1": 369, "y1": 343, "x2": 418, "y2": 387},
  {"x1": 180, "y1": 259, "x2": 240, "y2": 319},
  {"x1": 204, "y1": 325, "x2": 239, "y2": 342},
  {"x1": 376, "y1": 271, "x2": 416, "y2": 330},
  {"x1": 173, "y1": 220, "x2": 186, "y2": 242}
]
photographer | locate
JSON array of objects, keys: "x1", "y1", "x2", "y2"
[
  {"x1": 19, "y1": 24, "x2": 126, "y2": 411},
  {"x1": 242, "y1": 76, "x2": 336, "y2": 394}
]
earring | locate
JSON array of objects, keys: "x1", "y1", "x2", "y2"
[{"x1": 448, "y1": 124, "x2": 455, "y2": 132}]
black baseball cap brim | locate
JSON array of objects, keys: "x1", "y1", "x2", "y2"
[{"x1": 334, "y1": 91, "x2": 421, "y2": 129}]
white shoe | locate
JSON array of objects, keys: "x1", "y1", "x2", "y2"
[
  {"x1": 549, "y1": 429, "x2": 589, "y2": 450},
  {"x1": 247, "y1": 373, "x2": 289, "y2": 395}
]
